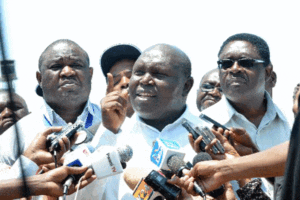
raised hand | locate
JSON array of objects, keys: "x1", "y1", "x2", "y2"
[{"x1": 101, "y1": 73, "x2": 128, "y2": 133}]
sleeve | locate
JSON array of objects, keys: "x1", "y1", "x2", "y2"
[
  {"x1": 236, "y1": 179, "x2": 271, "y2": 200},
  {"x1": 0, "y1": 155, "x2": 39, "y2": 180},
  {"x1": 90, "y1": 123, "x2": 121, "y2": 149},
  {"x1": 0, "y1": 125, "x2": 20, "y2": 165}
]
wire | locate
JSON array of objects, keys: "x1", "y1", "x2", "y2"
[
  {"x1": 74, "y1": 176, "x2": 83, "y2": 200},
  {"x1": 54, "y1": 150, "x2": 58, "y2": 168},
  {"x1": 0, "y1": 1, "x2": 29, "y2": 197}
]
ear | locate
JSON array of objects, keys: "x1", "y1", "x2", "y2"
[
  {"x1": 265, "y1": 63, "x2": 272, "y2": 82},
  {"x1": 89, "y1": 67, "x2": 93, "y2": 80},
  {"x1": 182, "y1": 76, "x2": 194, "y2": 97},
  {"x1": 36, "y1": 71, "x2": 42, "y2": 88},
  {"x1": 270, "y1": 71, "x2": 277, "y2": 87}
]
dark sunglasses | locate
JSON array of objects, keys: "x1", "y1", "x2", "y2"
[
  {"x1": 217, "y1": 58, "x2": 264, "y2": 70},
  {"x1": 201, "y1": 83, "x2": 222, "y2": 93}
]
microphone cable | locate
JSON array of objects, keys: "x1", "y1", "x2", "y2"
[{"x1": 0, "y1": 1, "x2": 30, "y2": 198}]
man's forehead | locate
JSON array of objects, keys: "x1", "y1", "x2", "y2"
[
  {"x1": 0, "y1": 92, "x2": 24, "y2": 104},
  {"x1": 47, "y1": 43, "x2": 83, "y2": 57},
  {"x1": 220, "y1": 40, "x2": 260, "y2": 58},
  {"x1": 202, "y1": 71, "x2": 219, "y2": 84},
  {"x1": 138, "y1": 49, "x2": 171, "y2": 65},
  {"x1": 41, "y1": 43, "x2": 88, "y2": 65}
]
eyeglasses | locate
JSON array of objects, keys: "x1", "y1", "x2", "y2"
[
  {"x1": 217, "y1": 58, "x2": 265, "y2": 70},
  {"x1": 200, "y1": 83, "x2": 222, "y2": 93}
]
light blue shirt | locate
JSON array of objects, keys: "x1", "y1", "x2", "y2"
[
  {"x1": 0, "y1": 100, "x2": 101, "y2": 166},
  {"x1": 201, "y1": 92, "x2": 291, "y2": 199}
]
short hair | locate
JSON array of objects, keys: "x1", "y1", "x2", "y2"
[
  {"x1": 218, "y1": 33, "x2": 270, "y2": 67},
  {"x1": 38, "y1": 39, "x2": 89, "y2": 70}
]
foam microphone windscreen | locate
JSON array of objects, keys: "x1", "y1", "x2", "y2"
[
  {"x1": 117, "y1": 145, "x2": 133, "y2": 163},
  {"x1": 167, "y1": 155, "x2": 186, "y2": 174},
  {"x1": 192, "y1": 152, "x2": 212, "y2": 166}
]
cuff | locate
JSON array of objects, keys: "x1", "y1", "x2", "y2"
[
  {"x1": 236, "y1": 179, "x2": 271, "y2": 200},
  {"x1": 11, "y1": 155, "x2": 39, "y2": 178}
]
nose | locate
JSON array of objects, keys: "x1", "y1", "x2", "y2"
[
  {"x1": 208, "y1": 87, "x2": 222, "y2": 97},
  {"x1": 120, "y1": 76, "x2": 130, "y2": 90},
  {"x1": 140, "y1": 73, "x2": 154, "y2": 85},
  {"x1": 60, "y1": 65, "x2": 76, "y2": 77},
  {"x1": 230, "y1": 61, "x2": 243, "y2": 73},
  {"x1": 0, "y1": 107, "x2": 13, "y2": 120}
]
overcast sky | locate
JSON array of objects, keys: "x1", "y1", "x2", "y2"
[{"x1": 1, "y1": 0, "x2": 299, "y2": 124}]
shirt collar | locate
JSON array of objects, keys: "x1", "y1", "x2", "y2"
[
  {"x1": 136, "y1": 105, "x2": 193, "y2": 132},
  {"x1": 201, "y1": 97, "x2": 234, "y2": 125},
  {"x1": 201, "y1": 91, "x2": 288, "y2": 125},
  {"x1": 219, "y1": 91, "x2": 287, "y2": 123},
  {"x1": 43, "y1": 99, "x2": 94, "y2": 125},
  {"x1": 264, "y1": 91, "x2": 288, "y2": 122}
]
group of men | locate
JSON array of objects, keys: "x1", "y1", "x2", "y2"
[{"x1": 0, "y1": 33, "x2": 294, "y2": 200}]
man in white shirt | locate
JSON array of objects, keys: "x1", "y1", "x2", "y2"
[
  {"x1": 201, "y1": 33, "x2": 290, "y2": 198},
  {"x1": 0, "y1": 39, "x2": 101, "y2": 165},
  {"x1": 92, "y1": 44, "x2": 203, "y2": 199}
]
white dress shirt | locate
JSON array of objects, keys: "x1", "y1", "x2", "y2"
[
  {"x1": 201, "y1": 92, "x2": 291, "y2": 151},
  {"x1": 0, "y1": 100, "x2": 101, "y2": 166},
  {"x1": 91, "y1": 106, "x2": 203, "y2": 200},
  {"x1": 201, "y1": 92, "x2": 291, "y2": 199}
]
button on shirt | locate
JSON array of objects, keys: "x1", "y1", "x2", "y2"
[
  {"x1": 0, "y1": 100, "x2": 101, "y2": 166},
  {"x1": 92, "y1": 106, "x2": 203, "y2": 200}
]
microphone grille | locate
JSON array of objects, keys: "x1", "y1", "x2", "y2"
[
  {"x1": 192, "y1": 152, "x2": 212, "y2": 166},
  {"x1": 167, "y1": 155, "x2": 186, "y2": 174},
  {"x1": 117, "y1": 145, "x2": 133, "y2": 163}
]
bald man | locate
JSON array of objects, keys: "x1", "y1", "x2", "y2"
[
  {"x1": 0, "y1": 39, "x2": 101, "y2": 166},
  {"x1": 196, "y1": 68, "x2": 222, "y2": 112},
  {"x1": 92, "y1": 44, "x2": 203, "y2": 199},
  {"x1": 0, "y1": 90, "x2": 29, "y2": 135}
]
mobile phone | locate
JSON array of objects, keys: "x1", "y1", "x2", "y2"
[{"x1": 200, "y1": 114, "x2": 229, "y2": 130}]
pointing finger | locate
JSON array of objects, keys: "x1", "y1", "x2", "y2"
[{"x1": 106, "y1": 73, "x2": 114, "y2": 94}]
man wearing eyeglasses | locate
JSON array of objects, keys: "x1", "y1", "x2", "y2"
[
  {"x1": 201, "y1": 33, "x2": 290, "y2": 199},
  {"x1": 196, "y1": 68, "x2": 222, "y2": 112}
]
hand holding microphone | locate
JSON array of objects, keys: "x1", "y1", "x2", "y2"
[
  {"x1": 168, "y1": 153, "x2": 226, "y2": 197},
  {"x1": 226, "y1": 128, "x2": 259, "y2": 156},
  {"x1": 189, "y1": 128, "x2": 240, "y2": 161},
  {"x1": 62, "y1": 144, "x2": 133, "y2": 197},
  {"x1": 23, "y1": 127, "x2": 80, "y2": 166},
  {"x1": 38, "y1": 166, "x2": 95, "y2": 197}
]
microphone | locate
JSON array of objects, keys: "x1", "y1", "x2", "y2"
[
  {"x1": 63, "y1": 144, "x2": 95, "y2": 198},
  {"x1": 167, "y1": 155, "x2": 206, "y2": 198},
  {"x1": 193, "y1": 153, "x2": 225, "y2": 198},
  {"x1": 150, "y1": 138, "x2": 185, "y2": 171},
  {"x1": 90, "y1": 144, "x2": 133, "y2": 179},
  {"x1": 64, "y1": 144, "x2": 133, "y2": 179},
  {"x1": 192, "y1": 152, "x2": 212, "y2": 165},
  {"x1": 46, "y1": 121, "x2": 83, "y2": 153},
  {"x1": 62, "y1": 144, "x2": 133, "y2": 198},
  {"x1": 182, "y1": 119, "x2": 225, "y2": 154}
]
